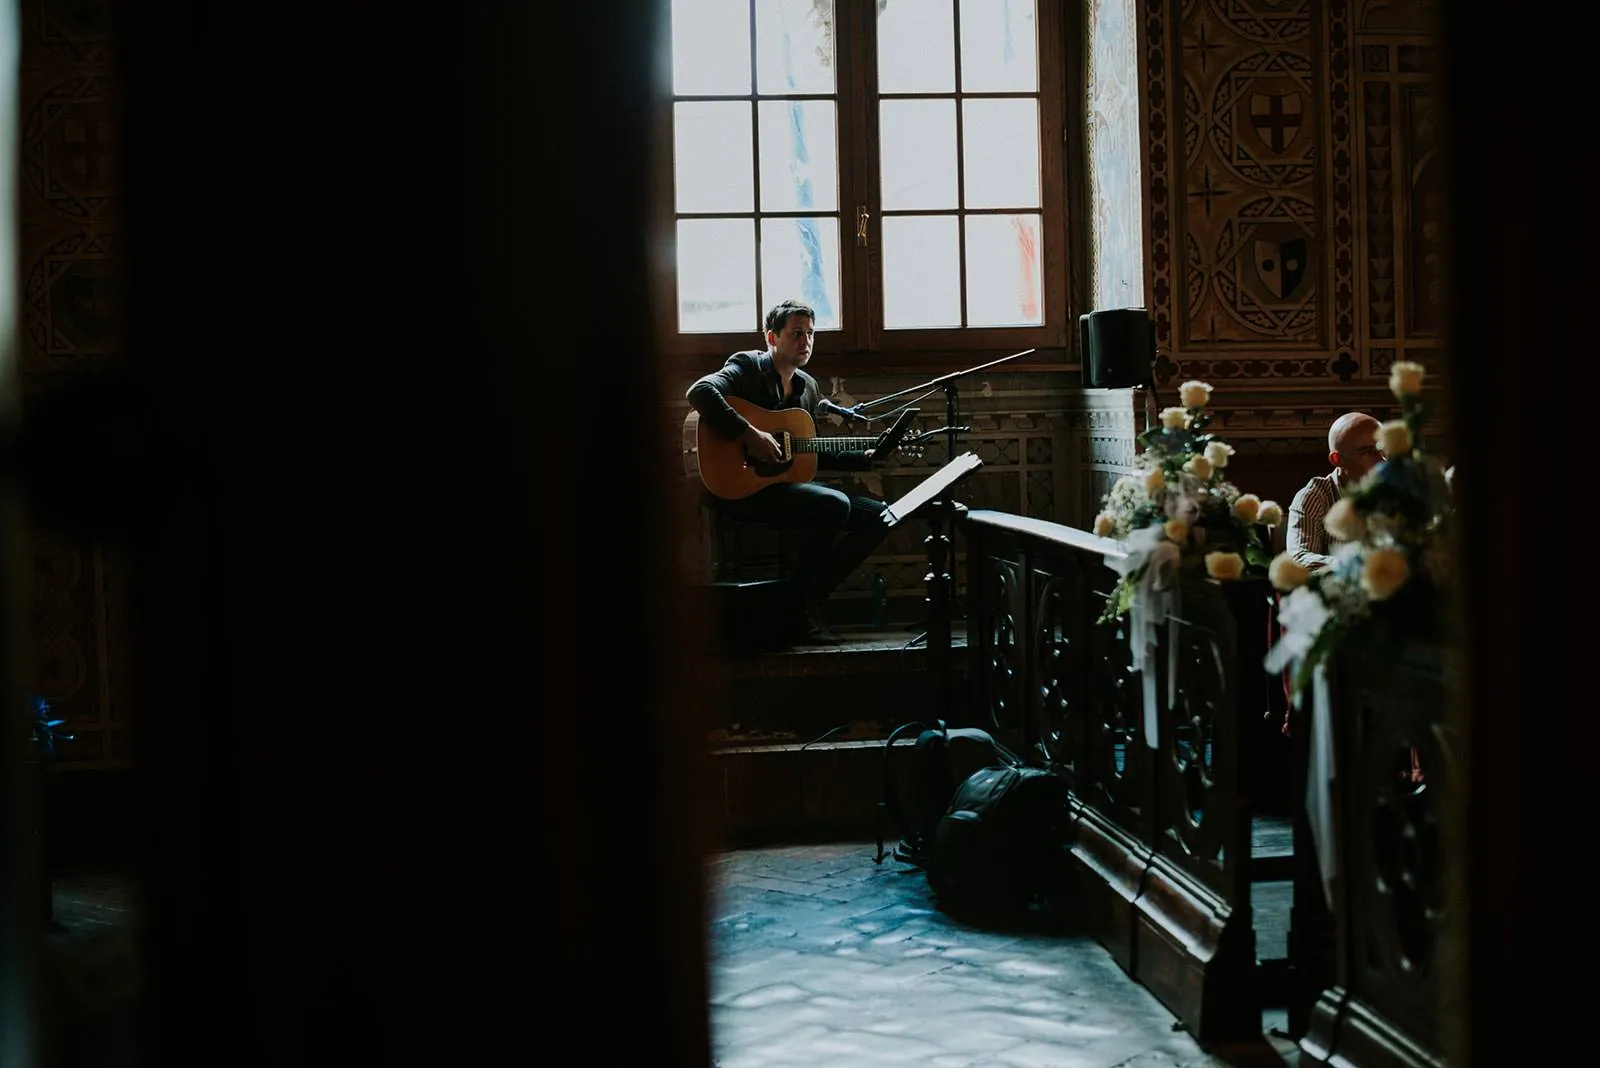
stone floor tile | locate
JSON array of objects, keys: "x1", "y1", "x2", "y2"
[{"x1": 709, "y1": 841, "x2": 1298, "y2": 1068}]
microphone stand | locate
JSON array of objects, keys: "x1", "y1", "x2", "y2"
[{"x1": 853, "y1": 349, "x2": 1033, "y2": 723}]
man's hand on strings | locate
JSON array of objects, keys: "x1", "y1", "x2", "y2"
[{"x1": 742, "y1": 424, "x2": 782, "y2": 463}]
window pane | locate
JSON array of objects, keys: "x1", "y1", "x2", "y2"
[
  {"x1": 878, "y1": 0, "x2": 955, "y2": 94},
  {"x1": 755, "y1": 0, "x2": 835, "y2": 95},
  {"x1": 879, "y1": 99, "x2": 958, "y2": 210},
  {"x1": 677, "y1": 219, "x2": 758, "y2": 333},
  {"x1": 672, "y1": 0, "x2": 752, "y2": 96},
  {"x1": 965, "y1": 213, "x2": 1042, "y2": 326},
  {"x1": 760, "y1": 217, "x2": 843, "y2": 330},
  {"x1": 882, "y1": 215, "x2": 960, "y2": 329},
  {"x1": 674, "y1": 102, "x2": 754, "y2": 214},
  {"x1": 758, "y1": 100, "x2": 838, "y2": 212},
  {"x1": 959, "y1": 0, "x2": 1038, "y2": 92},
  {"x1": 962, "y1": 98, "x2": 1040, "y2": 208}
]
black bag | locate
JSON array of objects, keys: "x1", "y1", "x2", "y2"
[
  {"x1": 925, "y1": 763, "x2": 1071, "y2": 913},
  {"x1": 874, "y1": 720, "x2": 1008, "y2": 867}
]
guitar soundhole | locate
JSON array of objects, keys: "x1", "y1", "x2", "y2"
[
  {"x1": 746, "y1": 433, "x2": 794, "y2": 478},
  {"x1": 748, "y1": 457, "x2": 794, "y2": 478}
]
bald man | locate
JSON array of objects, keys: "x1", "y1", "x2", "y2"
[{"x1": 1285, "y1": 411, "x2": 1385, "y2": 571}]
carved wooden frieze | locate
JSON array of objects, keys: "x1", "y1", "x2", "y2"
[{"x1": 1141, "y1": 0, "x2": 1445, "y2": 393}]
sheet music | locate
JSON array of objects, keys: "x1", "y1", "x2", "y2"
[{"x1": 882, "y1": 452, "x2": 984, "y2": 527}]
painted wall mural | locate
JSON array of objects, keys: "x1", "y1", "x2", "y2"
[
  {"x1": 1085, "y1": 0, "x2": 1146, "y2": 313},
  {"x1": 1140, "y1": 0, "x2": 1443, "y2": 392}
]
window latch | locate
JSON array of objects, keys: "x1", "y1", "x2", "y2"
[{"x1": 856, "y1": 205, "x2": 870, "y2": 247}]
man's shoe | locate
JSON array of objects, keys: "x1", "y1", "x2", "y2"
[{"x1": 803, "y1": 602, "x2": 845, "y2": 645}]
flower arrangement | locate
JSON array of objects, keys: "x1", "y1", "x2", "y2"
[
  {"x1": 1264, "y1": 361, "x2": 1453, "y2": 700},
  {"x1": 1093, "y1": 379, "x2": 1280, "y2": 625}
]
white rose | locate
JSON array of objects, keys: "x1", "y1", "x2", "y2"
[
  {"x1": 1160, "y1": 406, "x2": 1189, "y2": 429},
  {"x1": 1179, "y1": 380, "x2": 1213, "y2": 408},
  {"x1": 1389, "y1": 361, "x2": 1425, "y2": 398},
  {"x1": 1204, "y1": 441, "x2": 1234, "y2": 469},
  {"x1": 1257, "y1": 500, "x2": 1283, "y2": 527},
  {"x1": 1378, "y1": 419, "x2": 1411, "y2": 457},
  {"x1": 1184, "y1": 455, "x2": 1213, "y2": 480}
]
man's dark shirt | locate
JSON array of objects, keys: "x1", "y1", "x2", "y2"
[{"x1": 686, "y1": 350, "x2": 870, "y2": 471}]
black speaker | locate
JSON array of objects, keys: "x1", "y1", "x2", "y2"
[{"x1": 1079, "y1": 308, "x2": 1155, "y2": 388}]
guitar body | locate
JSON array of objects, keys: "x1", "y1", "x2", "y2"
[{"x1": 686, "y1": 396, "x2": 821, "y2": 500}]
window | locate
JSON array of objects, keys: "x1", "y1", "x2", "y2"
[{"x1": 657, "y1": 0, "x2": 1072, "y2": 368}]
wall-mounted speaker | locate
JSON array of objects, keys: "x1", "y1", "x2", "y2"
[{"x1": 1078, "y1": 308, "x2": 1155, "y2": 389}]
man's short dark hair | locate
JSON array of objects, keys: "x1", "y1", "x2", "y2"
[{"x1": 765, "y1": 299, "x2": 816, "y2": 335}]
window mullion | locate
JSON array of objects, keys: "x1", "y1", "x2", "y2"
[
  {"x1": 952, "y1": 0, "x2": 968, "y2": 331},
  {"x1": 747, "y1": 0, "x2": 764, "y2": 325},
  {"x1": 831, "y1": 0, "x2": 870, "y2": 357}
]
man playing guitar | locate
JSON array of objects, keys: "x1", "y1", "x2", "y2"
[{"x1": 685, "y1": 298, "x2": 888, "y2": 645}]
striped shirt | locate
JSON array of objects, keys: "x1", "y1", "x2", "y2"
[{"x1": 1286, "y1": 470, "x2": 1351, "y2": 572}]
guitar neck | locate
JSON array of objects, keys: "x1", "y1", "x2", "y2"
[{"x1": 792, "y1": 436, "x2": 877, "y2": 454}]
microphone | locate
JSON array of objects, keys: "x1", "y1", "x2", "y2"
[{"x1": 818, "y1": 398, "x2": 867, "y2": 422}]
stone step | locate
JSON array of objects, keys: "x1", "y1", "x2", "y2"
[
  {"x1": 701, "y1": 623, "x2": 971, "y2": 743},
  {"x1": 704, "y1": 622, "x2": 975, "y2": 846}
]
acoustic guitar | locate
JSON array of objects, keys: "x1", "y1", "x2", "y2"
[{"x1": 683, "y1": 395, "x2": 918, "y2": 500}]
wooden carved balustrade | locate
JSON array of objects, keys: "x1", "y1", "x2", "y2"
[
  {"x1": 963, "y1": 509, "x2": 1276, "y2": 1042},
  {"x1": 1300, "y1": 646, "x2": 1455, "y2": 1068}
]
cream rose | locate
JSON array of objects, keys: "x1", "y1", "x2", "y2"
[
  {"x1": 1160, "y1": 406, "x2": 1189, "y2": 429},
  {"x1": 1233, "y1": 494, "x2": 1261, "y2": 524},
  {"x1": 1164, "y1": 517, "x2": 1190, "y2": 544},
  {"x1": 1361, "y1": 546, "x2": 1410, "y2": 600},
  {"x1": 1205, "y1": 551, "x2": 1244, "y2": 580},
  {"x1": 1389, "y1": 361, "x2": 1425, "y2": 398},
  {"x1": 1324, "y1": 497, "x2": 1365, "y2": 542},
  {"x1": 1378, "y1": 419, "x2": 1411, "y2": 457},
  {"x1": 1184, "y1": 455, "x2": 1213, "y2": 480},
  {"x1": 1093, "y1": 512, "x2": 1116, "y2": 537},
  {"x1": 1204, "y1": 441, "x2": 1234, "y2": 468},
  {"x1": 1179, "y1": 380, "x2": 1213, "y2": 408},
  {"x1": 1268, "y1": 553, "x2": 1309, "y2": 591},
  {"x1": 1257, "y1": 500, "x2": 1283, "y2": 527},
  {"x1": 1144, "y1": 466, "x2": 1167, "y2": 495}
]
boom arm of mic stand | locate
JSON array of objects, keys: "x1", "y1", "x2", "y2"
[{"x1": 846, "y1": 348, "x2": 1036, "y2": 419}]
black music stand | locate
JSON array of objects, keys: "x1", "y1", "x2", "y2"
[
  {"x1": 879, "y1": 451, "x2": 983, "y2": 530},
  {"x1": 855, "y1": 349, "x2": 1032, "y2": 722}
]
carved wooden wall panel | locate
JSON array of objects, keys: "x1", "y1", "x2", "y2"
[
  {"x1": 1141, "y1": 0, "x2": 1445, "y2": 403},
  {"x1": 17, "y1": 0, "x2": 127, "y2": 769}
]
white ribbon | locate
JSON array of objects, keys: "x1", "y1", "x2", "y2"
[
  {"x1": 1305, "y1": 663, "x2": 1338, "y2": 910},
  {"x1": 1109, "y1": 525, "x2": 1183, "y2": 748},
  {"x1": 1263, "y1": 584, "x2": 1332, "y2": 685}
]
